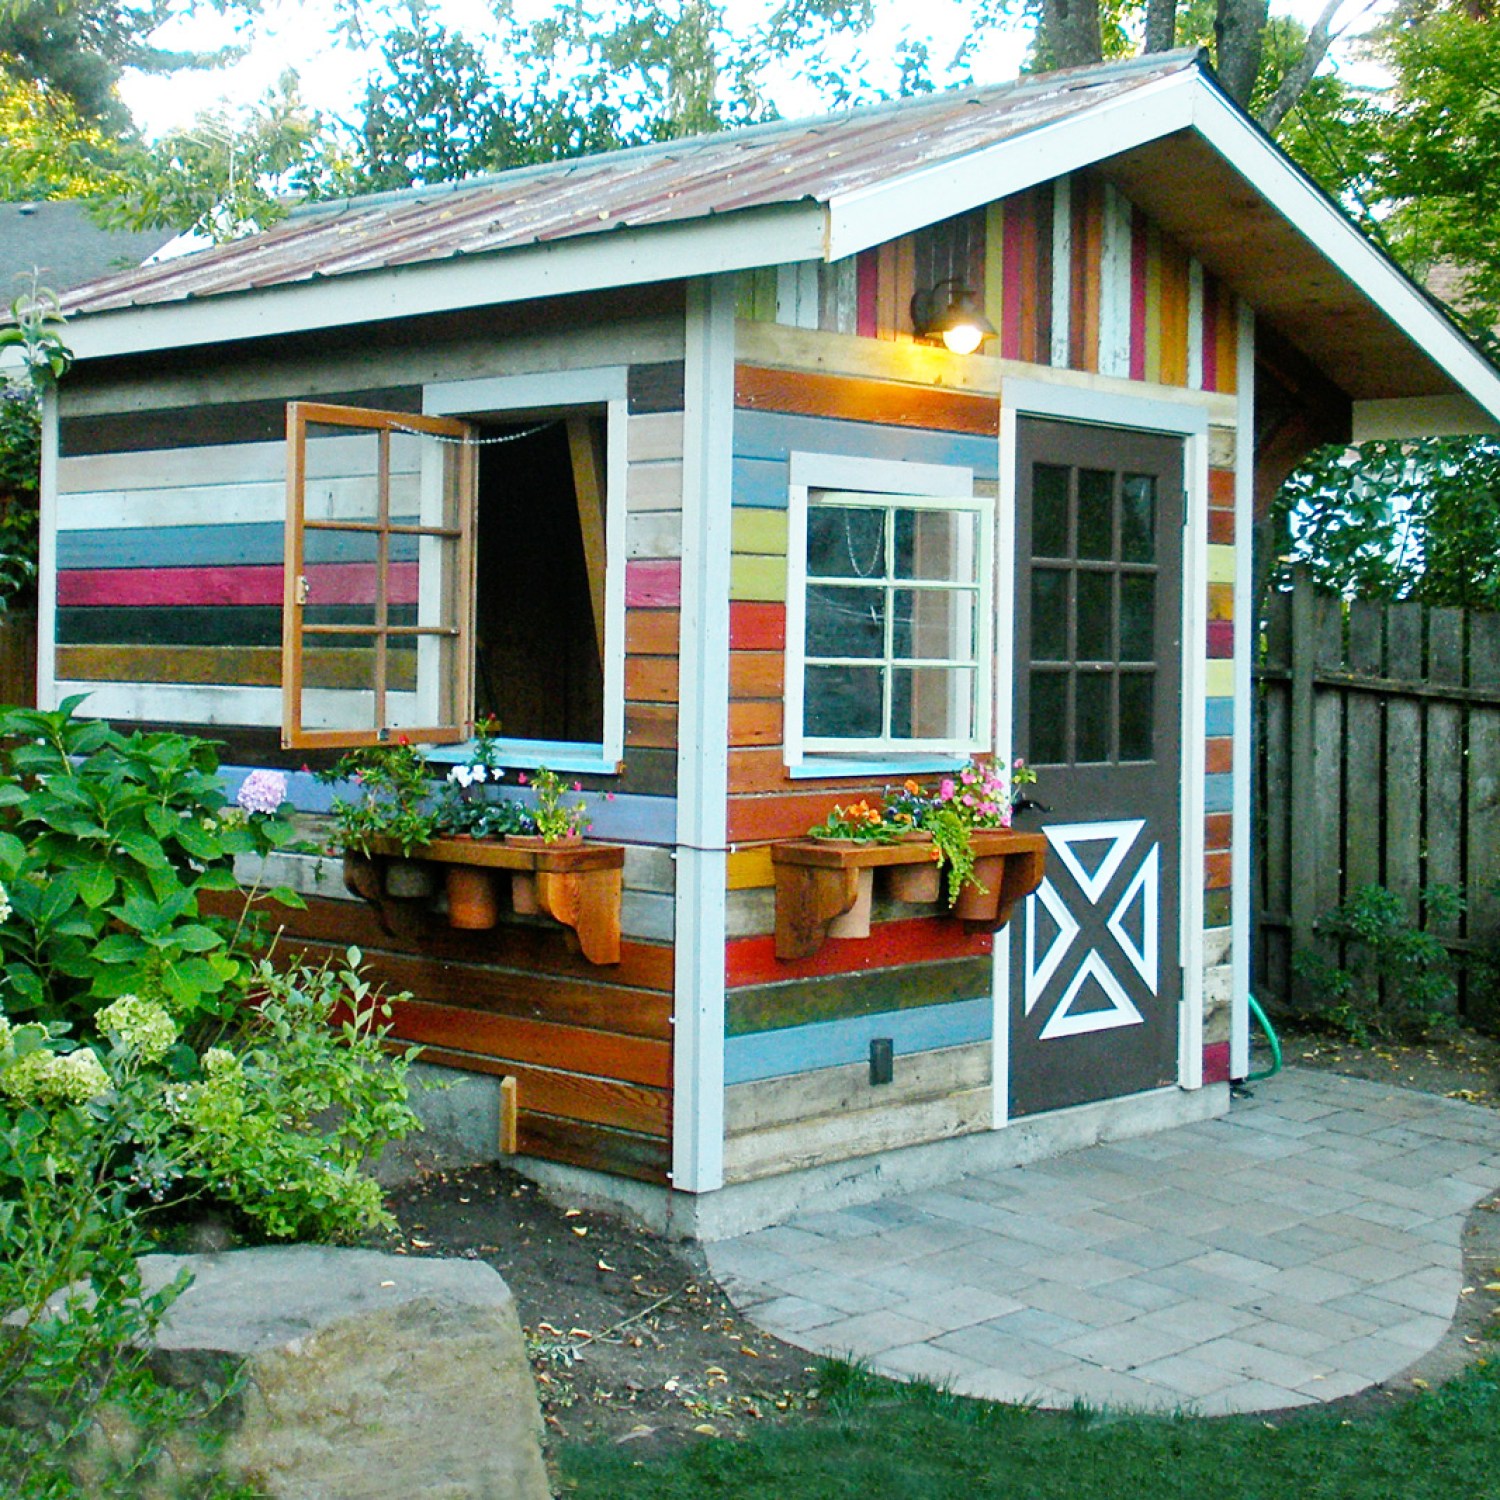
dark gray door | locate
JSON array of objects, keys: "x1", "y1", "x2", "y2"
[{"x1": 1008, "y1": 418, "x2": 1183, "y2": 1117}]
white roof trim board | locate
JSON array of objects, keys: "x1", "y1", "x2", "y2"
[{"x1": 58, "y1": 54, "x2": 1500, "y2": 426}]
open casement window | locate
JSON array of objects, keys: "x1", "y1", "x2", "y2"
[
  {"x1": 791, "y1": 489, "x2": 993, "y2": 756},
  {"x1": 282, "y1": 402, "x2": 476, "y2": 749}
]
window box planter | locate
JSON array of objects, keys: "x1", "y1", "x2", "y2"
[
  {"x1": 770, "y1": 829, "x2": 1048, "y2": 960},
  {"x1": 346, "y1": 835, "x2": 625, "y2": 964}
]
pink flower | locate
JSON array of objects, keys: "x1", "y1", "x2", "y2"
[
  {"x1": 605, "y1": 792, "x2": 616, "y2": 802},
  {"x1": 517, "y1": 772, "x2": 528, "y2": 785},
  {"x1": 939, "y1": 779, "x2": 956, "y2": 801},
  {"x1": 236, "y1": 769, "x2": 287, "y2": 816}
]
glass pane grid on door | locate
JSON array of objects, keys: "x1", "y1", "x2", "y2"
[{"x1": 1028, "y1": 463, "x2": 1159, "y2": 767}]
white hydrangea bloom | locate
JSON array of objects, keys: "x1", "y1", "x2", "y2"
[
  {"x1": 448, "y1": 765, "x2": 473, "y2": 789},
  {"x1": 50, "y1": 1048, "x2": 110, "y2": 1103},
  {"x1": 97, "y1": 993, "x2": 178, "y2": 1065},
  {"x1": 201, "y1": 1047, "x2": 239, "y2": 1077},
  {"x1": 0, "y1": 1049, "x2": 54, "y2": 1100},
  {"x1": 0, "y1": 882, "x2": 11, "y2": 923}
]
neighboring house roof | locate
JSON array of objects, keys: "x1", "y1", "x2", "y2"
[
  {"x1": 0, "y1": 200, "x2": 176, "y2": 296},
  {"x1": 55, "y1": 51, "x2": 1500, "y2": 431}
]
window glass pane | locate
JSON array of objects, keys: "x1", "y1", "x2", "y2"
[
  {"x1": 807, "y1": 584, "x2": 884, "y2": 658},
  {"x1": 1032, "y1": 464, "x2": 1069, "y2": 557},
  {"x1": 1120, "y1": 575, "x2": 1155, "y2": 662},
  {"x1": 1119, "y1": 674, "x2": 1154, "y2": 760},
  {"x1": 894, "y1": 508, "x2": 975, "y2": 582},
  {"x1": 1031, "y1": 569, "x2": 1068, "y2": 661},
  {"x1": 1076, "y1": 571, "x2": 1112, "y2": 661},
  {"x1": 808, "y1": 505, "x2": 885, "y2": 579},
  {"x1": 1121, "y1": 474, "x2": 1156, "y2": 563},
  {"x1": 1029, "y1": 671, "x2": 1068, "y2": 763},
  {"x1": 1076, "y1": 469, "x2": 1114, "y2": 560},
  {"x1": 806, "y1": 664, "x2": 883, "y2": 738},
  {"x1": 1076, "y1": 673, "x2": 1112, "y2": 762},
  {"x1": 304, "y1": 424, "x2": 383, "y2": 526},
  {"x1": 387, "y1": 631, "x2": 460, "y2": 732},
  {"x1": 893, "y1": 587, "x2": 974, "y2": 661},
  {"x1": 893, "y1": 667, "x2": 973, "y2": 740}
]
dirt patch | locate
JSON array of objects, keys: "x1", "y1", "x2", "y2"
[
  {"x1": 384, "y1": 1168, "x2": 821, "y2": 1465},
  {"x1": 1279, "y1": 1024, "x2": 1500, "y2": 1110}
]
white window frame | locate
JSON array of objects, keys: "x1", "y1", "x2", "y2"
[
  {"x1": 785, "y1": 451, "x2": 990, "y2": 769},
  {"x1": 423, "y1": 368, "x2": 628, "y2": 773}
]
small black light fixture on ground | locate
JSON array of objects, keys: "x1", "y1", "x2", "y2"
[{"x1": 910, "y1": 279, "x2": 997, "y2": 355}]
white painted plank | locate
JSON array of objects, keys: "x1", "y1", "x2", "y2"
[
  {"x1": 626, "y1": 412, "x2": 684, "y2": 463},
  {"x1": 1187, "y1": 258, "x2": 1205, "y2": 392},
  {"x1": 1098, "y1": 182, "x2": 1133, "y2": 379},
  {"x1": 622, "y1": 889, "x2": 675, "y2": 943},
  {"x1": 626, "y1": 511, "x2": 683, "y2": 559},
  {"x1": 623, "y1": 845, "x2": 676, "y2": 894},
  {"x1": 625, "y1": 460, "x2": 683, "y2": 513}
]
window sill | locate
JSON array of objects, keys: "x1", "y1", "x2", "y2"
[
  {"x1": 785, "y1": 755, "x2": 967, "y2": 781},
  {"x1": 424, "y1": 739, "x2": 620, "y2": 776}
]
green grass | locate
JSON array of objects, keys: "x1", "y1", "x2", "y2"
[{"x1": 559, "y1": 1357, "x2": 1500, "y2": 1499}]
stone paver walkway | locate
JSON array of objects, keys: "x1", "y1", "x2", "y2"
[{"x1": 707, "y1": 1069, "x2": 1500, "y2": 1414}]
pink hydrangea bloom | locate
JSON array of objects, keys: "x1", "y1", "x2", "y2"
[{"x1": 236, "y1": 769, "x2": 287, "y2": 816}]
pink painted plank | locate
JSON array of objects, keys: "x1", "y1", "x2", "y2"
[
  {"x1": 856, "y1": 251, "x2": 879, "y2": 338},
  {"x1": 625, "y1": 558, "x2": 682, "y2": 608},
  {"x1": 1207, "y1": 619, "x2": 1234, "y2": 658},
  {"x1": 1129, "y1": 205, "x2": 1148, "y2": 383},
  {"x1": 1202, "y1": 1040, "x2": 1230, "y2": 1085},
  {"x1": 58, "y1": 563, "x2": 419, "y2": 608},
  {"x1": 1000, "y1": 196, "x2": 1025, "y2": 362}
]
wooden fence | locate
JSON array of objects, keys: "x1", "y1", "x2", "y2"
[
  {"x1": 1255, "y1": 575, "x2": 1500, "y2": 1018},
  {"x1": 0, "y1": 607, "x2": 34, "y2": 709}
]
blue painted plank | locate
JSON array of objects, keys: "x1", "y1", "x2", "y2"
[
  {"x1": 732, "y1": 456, "x2": 788, "y2": 510},
  {"x1": 723, "y1": 996, "x2": 991, "y2": 1085},
  {"x1": 1205, "y1": 697, "x2": 1235, "y2": 737},
  {"x1": 733, "y1": 410, "x2": 998, "y2": 479},
  {"x1": 1204, "y1": 772, "x2": 1234, "y2": 814}
]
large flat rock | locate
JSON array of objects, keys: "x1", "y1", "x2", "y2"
[{"x1": 138, "y1": 1246, "x2": 550, "y2": 1500}]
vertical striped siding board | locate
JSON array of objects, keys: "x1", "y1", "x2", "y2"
[
  {"x1": 1159, "y1": 236, "x2": 1190, "y2": 387},
  {"x1": 1050, "y1": 177, "x2": 1071, "y2": 368},
  {"x1": 1130, "y1": 207, "x2": 1150, "y2": 383},
  {"x1": 1200, "y1": 272, "x2": 1219, "y2": 392},
  {"x1": 1214, "y1": 284, "x2": 1239, "y2": 395},
  {"x1": 875, "y1": 240, "x2": 899, "y2": 339},
  {"x1": 1000, "y1": 194, "x2": 1026, "y2": 362},
  {"x1": 1069, "y1": 176, "x2": 1103, "y2": 373},
  {"x1": 984, "y1": 201, "x2": 1006, "y2": 350},
  {"x1": 1097, "y1": 182, "x2": 1133, "y2": 379},
  {"x1": 1187, "y1": 258, "x2": 1206, "y2": 391},
  {"x1": 1033, "y1": 184, "x2": 1054, "y2": 366},
  {"x1": 895, "y1": 234, "x2": 917, "y2": 339},
  {"x1": 856, "y1": 251, "x2": 879, "y2": 337}
]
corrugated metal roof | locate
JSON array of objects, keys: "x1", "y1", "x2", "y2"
[{"x1": 61, "y1": 51, "x2": 1202, "y2": 318}]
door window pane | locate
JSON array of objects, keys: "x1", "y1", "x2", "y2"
[
  {"x1": 1033, "y1": 465, "x2": 1070, "y2": 557},
  {"x1": 1075, "y1": 673, "x2": 1112, "y2": 762},
  {"x1": 1121, "y1": 474, "x2": 1156, "y2": 563},
  {"x1": 1029, "y1": 671, "x2": 1068, "y2": 763},
  {"x1": 808, "y1": 506, "x2": 885, "y2": 579},
  {"x1": 1031, "y1": 569, "x2": 1068, "y2": 661},
  {"x1": 1076, "y1": 469, "x2": 1114, "y2": 560},
  {"x1": 1119, "y1": 674, "x2": 1154, "y2": 760},
  {"x1": 1120, "y1": 575, "x2": 1155, "y2": 662},
  {"x1": 807, "y1": 585, "x2": 884, "y2": 657},
  {"x1": 1075, "y1": 572, "x2": 1112, "y2": 661}
]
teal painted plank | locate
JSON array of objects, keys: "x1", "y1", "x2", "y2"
[
  {"x1": 733, "y1": 410, "x2": 999, "y2": 480},
  {"x1": 1205, "y1": 772, "x2": 1233, "y2": 814},
  {"x1": 58, "y1": 524, "x2": 418, "y2": 570},
  {"x1": 723, "y1": 996, "x2": 991, "y2": 1085},
  {"x1": 1205, "y1": 697, "x2": 1234, "y2": 737}
]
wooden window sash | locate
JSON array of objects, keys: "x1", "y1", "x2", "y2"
[{"x1": 282, "y1": 401, "x2": 476, "y2": 750}]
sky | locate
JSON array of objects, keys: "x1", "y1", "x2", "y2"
[{"x1": 115, "y1": 0, "x2": 1389, "y2": 143}]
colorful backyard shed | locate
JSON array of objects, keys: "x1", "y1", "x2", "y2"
[{"x1": 43, "y1": 51, "x2": 1500, "y2": 1235}]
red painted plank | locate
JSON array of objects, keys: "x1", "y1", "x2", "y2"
[
  {"x1": 1202, "y1": 1040, "x2": 1231, "y2": 1085},
  {"x1": 1208, "y1": 509, "x2": 1235, "y2": 545},
  {"x1": 58, "y1": 562, "x2": 417, "y2": 608},
  {"x1": 1206, "y1": 810, "x2": 1233, "y2": 849},
  {"x1": 1207, "y1": 619, "x2": 1234, "y2": 658},
  {"x1": 625, "y1": 558, "x2": 681, "y2": 607},
  {"x1": 1208, "y1": 468, "x2": 1235, "y2": 505},
  {"x1": 727, "y1": 917, "x2": 992, "y2": 988},
  {"x1": 1001, "y1": 195, "x2": 1025, "y2": 362},
  {"x1": 730, "y1": 601, "x2": 786, "y2": 652},
  {"x1": 1205, "y1": 850, "x2": 1231, "y2": 890}
]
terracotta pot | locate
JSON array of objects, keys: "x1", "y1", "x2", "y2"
[
  {"x1": 953, "y1": 855, "x2": 1004, "y2": 921},
  {"x1": 446, "y1": 864, "x2": 500, "y2": 930},
  {"x1": 504, "y1": 832, "x2": 578, "y2": 915},
  {"x1": 828, "y1": 866, "x2": 875, "y2": 939},
  {"x1": 342, "y1": 852, "x2": 382, "y2": 904},
  {"x1": 384, "y1": 857, "x2": 435, "y2": 899},
  {"x1": 887, "y1": 859, "x2": 942, "y2": 904}
]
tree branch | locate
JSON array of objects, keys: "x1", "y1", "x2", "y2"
[{"x1": 1257, "y1": 0, "x2": 1373, "y2": 134}]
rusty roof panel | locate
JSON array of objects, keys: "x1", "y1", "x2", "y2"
[{"x1": 62, "y1": 53, "x2": 1200, "y2": 319}]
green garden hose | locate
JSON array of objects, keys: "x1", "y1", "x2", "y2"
[{"x1": 1245, "y1": 993, "x2": 1282, "y2": 1082}]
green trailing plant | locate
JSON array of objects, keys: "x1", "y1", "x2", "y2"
[
  {"x1": 523, "y1": 765, "x2": 591, "y2": 844},
  {"x1": 322, "y1": 737, "x2": 438, "y2": 856},
  {"x1": 1293, "y1": 883, "x2": 1462, "y2": 1043},
  {"x1": 924, "y1": 806, "x2": 979, "y2": 908},
  {"x1": 926, "y1": 758, "x2": 1038, "y2": 907}
]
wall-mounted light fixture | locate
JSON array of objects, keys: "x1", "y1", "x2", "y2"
[{"x1": 909, "y1": 279, "x2": 997, "y2": 355}]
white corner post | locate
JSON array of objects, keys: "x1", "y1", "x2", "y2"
[
  {"x1": 672, "y1": 276, "x2": 736, "y2": 1193},
  {"x1": 36, "y1": 386, "x2": 57, "y2": 709},
  {"x1": 1230, "y1": 301, "x2": 1255, "y2": 1079}
]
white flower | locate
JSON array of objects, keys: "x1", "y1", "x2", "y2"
[
  {"x1": 50, "y1": 1048, "x2": 110, "y2": 1103},
  {"x1": 0, "y1": 882, "x2": 11, "y2": 923},
  {"x1": 201, "y1": 1047, "x2": 238, "y2": 1077},
  {"x1": 448, "y1": 766, "x2": 473, "y2": 789},
  {"x1": 470, "y1": 765, "x2": 488, "y2": 783},
  {"x1": 97, "y1": 993, "x2": 177, "y2": 1065}
]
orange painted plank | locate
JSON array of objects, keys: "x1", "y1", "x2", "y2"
[
  {"x1": 728, "y1": 700, "x2": 781, "y2": 746},
  {"x1": 1206, "y1": 737, "x2": 1234, "y2": 776},
  {"x1": 515, "y1": 1112, "x2": 669, "y2": 1185},
  {"x1": 730, "y1": 650, "x2": 783, "y2": 701},
  {"x1": 1209, "y1": 508, "x2": 1235, "y2": 545},
  {"x1": 1215, "y1": 281, "x2": 1239, "y2": 394},
  {"x1": 625, "y1": 609, "x2": 681, "y2": 656},
  {"x1": 1208, "y1": 581, "x2": 1234, "y2": 621},
  {"x1": 734, "y1": 366, "x2": 1000, "y2": 437},
  {"x1": 1205, "y1": 850, "x2": 1232, "y2": 891},
  {"x1": 726, "y1": 789, "x2": 888, "y2": 842},
  {"x1": 1209, "y1": 469, "x2": 1235, "y2": 506},
  {"x1": 727, "y1": 917, "x2": 992, "y2": 988},
  {"x1": 624, "y1": 655, "x2": 678, "y2": 704},
  {"x1": 730, "y1": 601, "x2": 786, "y2": 652},
  {"x1": 1158, "y1": 236, "x2": 1190, "y2": 387},
  {"x1": 1205, "y1": 811, "x2": 1233, "y2": 851},
  {"x1": 626, "y1": 702, "x2": 677, "y2": 749}
]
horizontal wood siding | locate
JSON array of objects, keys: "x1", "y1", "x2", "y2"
[{"x1": 735, "y1": 169, "x2": 1237, "y2": 394}]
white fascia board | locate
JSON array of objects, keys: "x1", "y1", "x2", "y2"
[
  {"x1": 1190, "y1": 88, "x2": 1500, "y2": 424},
  {"x1": 1352, "y1": 394, "x2": 1500, "y2": 442},
  {"x1": 824, "y1": 71, "x2": 1197, "y2": 262},
  {"x1": 65, "y1": 204, "x2": 828, "y2": 363}
]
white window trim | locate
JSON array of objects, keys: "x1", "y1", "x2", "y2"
[
  {"x1": 784, "y1": 450, "x2": 987, "y2": 770},
  {"x1": 424, "y1": 368, "x2": 628, "y2": 769}
]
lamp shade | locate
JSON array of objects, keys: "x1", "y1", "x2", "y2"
[{"x1": 910, "y1": 282, "x2": 997, "y2": 354}]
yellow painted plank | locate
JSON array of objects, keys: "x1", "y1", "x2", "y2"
[
  {"x1": 1144, "y1": 223, "x2": 1162, "y2": 385},
  {"x1": 1207, "y1": 544, "x2": 1236, "y2": 584},
  {"x1": 1205, "y1": 659, "x2": 1234, "y2": 698},
  {"x1": 984, "y1": 201, "x2": 1005, "y2": 345},
  {"x1": 730, "y1": 555, "x2": 788, "y2": 602},
  {"x1": 731, "y1": 508, "x2": 789, "y2": 557},
  {"x1": 727, "y1": 846, "x2": 775, "y2": 890}
]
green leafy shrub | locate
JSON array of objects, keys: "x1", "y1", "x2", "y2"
[
  {"x1": 1293, "y1": 883, "x2": 1462, "y2": 1042},
  {"x1": 321, "y1": 737, "x2": 439, "y2": 856}
]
